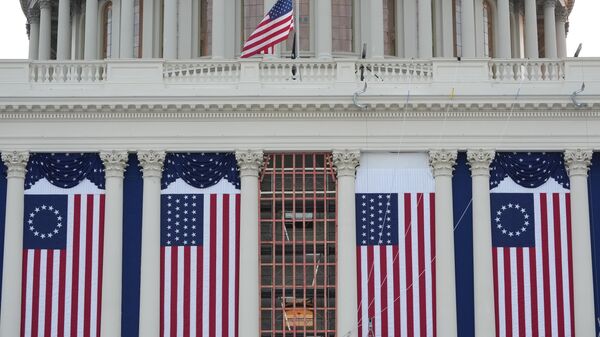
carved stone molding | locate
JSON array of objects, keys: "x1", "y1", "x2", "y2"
[
  {"x1": 332, "y1": 150, "x2": 360, "y2": 177},
  {"x1": 564, "y1": 149, "x2": 593, "y2": 177},
  {"x1": 555, "y1": 6, "x2": 568, "y2": 22},
  {"x1": 100, "y1": 151, "x2": 129, "y2": 179},
  {"x1": 1, "y1": 151, "x2": 30, "y2": 179},
  {"x1": 38, "y1": 0, "x2": 53, "y2": 10},
  {"x1": 235, "y1": 150, "x2": 264, "y2": 177},
  {"x1": 428, "y1": 150, "x2": 458, "y2": 177},
  {"x1": 137, "y1": 150, "x2": 166, "y2": 178},
  {"x1": 544, "y1": 0, "x2": 556, "y2": 8},
  {"x1": 28, "y1": 8, "x2": 40, "y2": 23},
  {"x1": 467, "y1": 149, "x2": 496, "y2": 176}
]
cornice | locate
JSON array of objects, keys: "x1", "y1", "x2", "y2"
[{"x1": 1, "y1": 103, "x2": 600, "y2": 120}]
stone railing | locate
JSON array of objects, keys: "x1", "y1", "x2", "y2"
[
  {"x1": 163, "y1": 60, "x2": 241, "y2": 83},
  {"x1": 30, "y1": 61, "x2": 107, "y2": 83},
  {"x1": 259, "y1": 59, "x2": 337, "y2": 82},
  {"x1": 356, "y1": 60, "x2": 433, "y2": 82},
  {"x1": 488, "y1": 59, "x2": 565, "y2": 81}
]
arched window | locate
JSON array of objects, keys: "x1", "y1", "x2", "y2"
[
  {"x1": 383, "y1": 0, "x2": 396, "y2": 56},
  {"x1": 102, "y1": 1, "x2": 113, "y2": 58},
  {"x1": 333, "y1": 0, "x2": 355, "y2": 54},
  {"x1": 134, "y1": 0, "x2": 143, "y2": 57},
  {"x1": 483, "y1": 0, "x2": 494, "y2": 57}
]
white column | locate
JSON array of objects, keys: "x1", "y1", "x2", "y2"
[
  {"x1": 496, "y1": 0, "x2": 511, "y2": 58},
  {"x1": 57, "y1": 0, "x2": 71, "y2": 60},
  {"x1": 163, "y1": 0, "x2": 177, "y2": 59},
  {"x1": 467, "y1": 149, "x2": 496, "y2": 337},
  {"x1": 38, "y1": 0, "x2": 52, "y2": 60},
  {"x1": 84, "y1": 0, "x2": 99, "y2": 59},
  {"x1": 0, "y1": 151, "x2": 29, "y2": 337},
  {"x1": 142, "y1": 0, "x2": 154, "y2": 58},
  {"x1": 418, "y1": 0, "x2": 433, "y2": 58},
  {"x1": 138, "y1": 150, "x2": 165, "y2": 337},
  {"x1": 564, "y1": 149, "x2": 595, "y2": 336},
  {"x1": 332, "y1": 150, "x2": 360, "y2": 337},
  {"x1": 429, "y1": 150, "x2": 458, "y2": 337},
  {"x1": 524, "y1": 0, "x2": 539, "y2": 58},
  {"x1": 315, "y1": 0, "x2": 332, "y2": 59},
  {"x1": 28, "y1": 10, "x2": 40, "y2": 60},
  {"x1": 120, "y1": 0, "x2": 135, "y2": 58},
  {"x1": 461, "y1": 0, "x2": 476, "y2": 58},
  {"x1": 404, "y1": 0, "x2": 418, "y2": 58},
  {"x1": 235, "y1": 150, "x2": 263, "y2": 337},
  {"x1": 367, "y1": 0, "x2": 384, "y2": 58},
  {"x1": 441, "y1": 0, "x2": 454, "y2": 57},
  {"x1": 543, "y1": 0, "x2": 557, "y2": 58},
  {"x1": 555, "y1": 7, "x2": 567, "y2": 58},
  {"x1": 178, "y1": 0, "x2": 193, "y2": 59},
  {"x1": 99, "y1": 151, "x2": 128, "y2": 337},
  {"x1": 211, "y1": 0, "x2": 226, "y2": 58}
]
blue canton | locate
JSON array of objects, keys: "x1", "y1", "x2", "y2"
[
  {"x1": 24, "y1": 195, "x2": 68, "y2": 250},
  {"x1": 268, "y1": 0, "x2": 293, "y2": 19},
  {"x1": 356, "y1": 193, "x2": 399, "y2": 246},
  {"x1": 491, "y1": 193, "x2": 536, "y2": 248},
  {"x1": 161, "y1": 194, "x2": 203, "y2": 247}
]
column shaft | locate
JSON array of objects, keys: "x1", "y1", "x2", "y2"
[
  {"x1": 163, "y1": 0, "x2": 177, "y2": 59},
  {"x1": 403, "y1": 0, "x2": 418, "y2": 58},
  {"x1": 395, "y1": 0, "x2": 405, "y2": 57},
  {"x1": 333, "y1": 151, "x2": 360, "y2": 337},
  {"x1": 555, "y1": 9, "x2": 567, "y2": 58},
  {"x1": 178, "y1": 0, "x2": 193, "y2": 59},
  {"x1": 142, "y1": 0, "x2": 154, "y2": 58},
  {"x1": 57, "y1": 0, "x2": 71, "y2": 60},
  {"x1": 467, "y1": 150, "x2": 496, "y2": 337},
  {"x1": 99, "y1": 152, "x2": 128, "y2": 337},
  {"x1": 417, "y1": 0, "x2": 433, "y2": 58},
  {"x1": 441, "y1": 0, "x2": 454, "y2": 57},
  {"x1": 120, "y1": 0, "x2": 135, "y2": 58},
  {"x1": 0, "y1": 152, "x2": 29, "y2": 337},
  {"x1": 524, "y1": 0, "x2": 539, "y2": 58},
  {"x1": 138, "y1": 151, "x2": 165, "y2": 337},
  {"x1": 461, "y1": 0, "x2": 476, "y2": 57},
  {"x1": 429, "y1": 150, "x2": 458, "y2": 337},
  {"x1": 84, "y1": 0, "x2": 99, "y2": 59},
  {"x1": 315, "y1": 0, "x2": 332, "y2": 59},
  {"x1": 28, "y1": 15, "x2": 40, "y2": 60},
  {"x1": 565, "y1": 150, "x2": 595, "y2": 336},
  {"x1": 39, "y1": 1, "x2": 52, "y2": 60},
  {"x1": 543, "y1": 0, "x2": 557, "y2": 58},
  {"x1": 235, "y1": 150, "x2": 263, "y2": 337},
  {"x1": 211, "y1": 0, "x2": 226, "y2": 58},
  {"x1": 496, "y1": 0, "x2": 512, "y2": 58}
]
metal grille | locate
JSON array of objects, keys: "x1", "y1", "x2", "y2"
[{"x1": 259, "y1": 153, "x2": 337, "y2": 337}]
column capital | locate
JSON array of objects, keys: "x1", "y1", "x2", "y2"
[
  {"x1": 555, "y1": 6, "x2": 568, "y2": 22},
  {"x1": 39, "y1": 0, "x2": 53, "y2": 10},
  {"x1": 544, "y1": 0, "x2": 556, "y2": 8},
  {"x1": 467, "y1": 149, "x2": 495, "y2": 176},
  {"x1": 100, "y1": 151, "x2": 129, "y2": 179},
  {"x1": 28, "y1": 8, "x2": 40, "y2": 23},
  {"x1": 428, "y1": 150, "x2": 458, "y2": 178},
  {"x1": 564, "y1": 149, "x2": 593, "y2": 177},
  {"x1": 235, "y1": 150, "x2": 264, "y2": 177},
  {"x1": 332, "y1": 150, "x2": 360, "y2": 177},
  {"x1": 1, "y1": 151, "x2": 30, "y2": 179},
  {"x1": 137, "y1": 150, "x2": 166, "y2": 178}
]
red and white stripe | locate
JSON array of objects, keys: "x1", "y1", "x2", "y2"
[
  {"x1": 241, "y1": 10, "x2": 294, "y2": 58},
  {"x1": 492, "y1": 192, "x2": 575, "y2": 337},
  {"x1": 21, "y1": 194, "x2": 105, "y2": 337},
  {"x1": 357, "y1": 192, "x2": 436, "y2": 337},
  {"x1": 160, "y1": 193, "x2": 240, "y2": 337}
]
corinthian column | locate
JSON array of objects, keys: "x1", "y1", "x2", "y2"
[
  {"x1": 467, "y1": 149, "x2": 496, "y2": 337},
  {"x1": 555, "y1": 7, "x2": 568, "y2": 58},
  {"x1": 57, "y1": 0, "x2": 71, "y2": 59},
  {"x1": 120, "y1": 0, "x2": 135, "y2": 58},
  {"x1": 332, "y1": 150, "x2": 360, "y2": 337},
  {"x1": 138, "y1": 150, "x2": 166, "y2": 337},
  {"x1": 461, "y1": 0, "x2": 476, "y2": 57},
  {"x1": 418, "y1": 0, "x2": 433, "y2": 58},
  {"x1": 99, "y1": 151, "x2": 128, "y2": 337},
  {"x1": 564, "y1": 149, "x2": 595, "y2": 336},
  {"x1": 544, "y1": 0, "x2": 558, "y2": 58},
  {"x1": 0, "y1": 151, "x2": 29, "y2": 337},
  {"x1": 28, "y1": 9, "x2": 40, "y2": 60},
  {"x1": 497, "y1": 0, "x2": 512, "y2": 58},
  {"x1": 38, "y1": 0, "x2": 52, "y2": 60},
  {"x1": 235, "y1": 150, "x2": 263, "y2": 337},
  {"x1": 428, "y1": 150, "x2": 458, "y2": 337},
  {"x1": 524, "y1": 0, "x2": 539, "y2": 58},
  {"x1": 84, "y1": 0, "x2": 99, "y2": 59}
]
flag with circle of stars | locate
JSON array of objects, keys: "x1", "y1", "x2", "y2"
[
  {"x1": 490, "y1": 193, "x2": 535, "y2": 247},
  {"x1": 160, "y1": 194, "x2": 203, "y2": 246},
  {"x1": 24, "y1": 194, "x2": 68, "y2": 249},
  {"x1": 356, "y1": 193, "x2": 399, "y2": 246}
]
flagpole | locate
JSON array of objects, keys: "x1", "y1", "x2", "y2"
[{"x1": 295, "y1": 0, "x2": 300, "y2": 58}]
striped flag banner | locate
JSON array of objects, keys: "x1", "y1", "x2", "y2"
[
  {"x1": 355, "y1": 153, "x2": 436, "y2": 337},
  {"x1": 21, "y1": 179, "x2": 105, "y2": 337},
  {"x1": 160, "y1": 179, "x2": 240, "y2": 337},
  {"x1": 491, "y1": 179, "x2": 575, "y2": 337}
]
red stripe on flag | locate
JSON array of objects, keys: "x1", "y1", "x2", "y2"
[
  {"x1": 44, "y1": 250, "x2": 54, "y2": 337},
  {"x1": 196, "y1": 246, "x2": 203, "y2": 337},
  {"x1": 540, "y1": 193, "x2": 552, "y2": 336},
  {"x1": 58, "y1": 249, "x2": 66, "y2": 337},
  {"x1": 404, "y1": 193, "x2": 414, "y2": 337},
  {"x1": 160, "y1": 247, "x2": 165, "y2": 337},
  {"x1": 170, "y1": 247, "x2": 177, "y2": 337},
  {"x1": 566, "y1": 193, "x2": 575, "y2": 336},
  {"x1": 209, "y1": 194, "x2": 217, "y2": 337},
  {"x1": 392, "y1": 245, "x2": 401, "y2": 337},
  {"x1": 503, "y1": 248, "x2": 512, "y2": 337},
  {"x1": 367, "y1": 245, "x2": 375, "y2": 335},
  {"x1": 97, "y1": 194, "x2": 105, "y2": 337},
  {"x1": 417, "y1": 193, "x2": 426, "y2": 337},
  {"x1": 222, "y1": 194, "x2": 230, "y2": 337},
  {"x1": 70, "y1": 194, "x2": 82, "y2": 337},
  {"x1": 235, "y1": 194, "x2": 241, "y2": 337},
  {"x1": 529, "y1": 247, "x2": 539, "y2": 337},
  {"x1": 84, "y1": 195, "x2": 94, "y2": 336},
  {"x1": 184, "y1": 246, "x2": 191, "y2": 337},
  {"x1": 31, "y1": 250, "x2": 40, "y2": 337},
  {"x1": 429, "y1": 193, "x2": 436, "y2": 337},
  {"x1": 552, "y1": 193, "x2": 566, "y2": 336},
  {"x1": 356, "y1": 246, "x2": 363, "y2": 337},
  {"x1": 492, "y1": 249, "x2": 500, "y2": 337},
  {"x1": 20, "y1": 250, "x2": 28, "y2": 337},
  {"x1": 516, "y1": 248, "x2": 526, "y2": 337},
  {"x1": 380, "y1": 246, "x2": 388, "y2": 337}
]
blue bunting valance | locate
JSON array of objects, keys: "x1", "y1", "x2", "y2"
[
  {"x1": 25, "y1": 153, "x2": 105, "y2": 190},
  {"x1": 490, "y1": 152, "x2": 570, "y2": 189},
  {"x1": 162, "y1": 153, "x2": 240, "y2": 190}
]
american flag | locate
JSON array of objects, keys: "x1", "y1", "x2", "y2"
[
  {"x1": 160, "y1": 191, "x2": 240, "y2": 337},
  {"x1": 241, "y1": 0, "x2": 294, "y2": 58},
  {"x1": 490, "y1": 190, "x2": 574, "y2": 337},
  {"x1": 356, "y1": 192, "x2": 436, "y2": 337},
  {"x1": 21, "y1": 192, "x2": 105, "y2": 337}
]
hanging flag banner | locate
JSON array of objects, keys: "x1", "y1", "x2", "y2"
[
  {"x1": 355, "y1": 153, "x2": 436, "y2": 337},
  {"x1": 160, "y1": 153, "x2": 240, "y2": 337},
  {"x1": 21, "y1": 153, "x2": 106, "y2": 337},
  {"x1": 490, "y1": 152, "x2": 574, "y2": 337}
]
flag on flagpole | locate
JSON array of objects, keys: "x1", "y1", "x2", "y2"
[{"x1": 241, "y1": 0, "x2": 294, "y2": 58}]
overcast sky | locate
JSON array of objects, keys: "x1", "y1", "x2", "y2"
[{"x1": 0, "y1": 1, "x2": 598, "y2": 59}]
